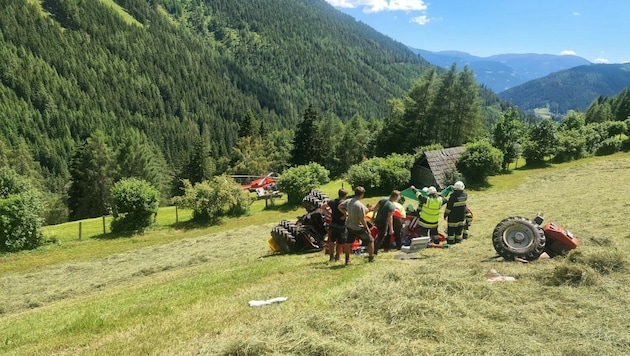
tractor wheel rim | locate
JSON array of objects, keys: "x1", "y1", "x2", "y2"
[{"x1": 503, "y1": 226, "x2": 534, "y2": 250}]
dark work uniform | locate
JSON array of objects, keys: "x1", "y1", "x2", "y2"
[{"x1": 444, "y1": 189, "x2": 467, "y2": 244}]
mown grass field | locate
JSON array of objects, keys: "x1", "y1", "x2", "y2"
[{"x1": 1, "y1": 154, "x2": 630, "y2": 355}]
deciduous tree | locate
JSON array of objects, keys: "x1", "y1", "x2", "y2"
[
  {"x1": 0, "y1": 167, "x2": 44, "y2": 252},
  {"x1": 493, "y1": 107, "x2": 523, "y2": 170}
]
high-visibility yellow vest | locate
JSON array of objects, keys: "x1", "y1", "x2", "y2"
[{"x1": 420, "y1": 197, "x2": 443, "y2": 224}]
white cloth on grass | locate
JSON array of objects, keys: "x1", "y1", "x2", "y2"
[{"x1": 248, "y1": 296, "x2": 288, "y2": 307}]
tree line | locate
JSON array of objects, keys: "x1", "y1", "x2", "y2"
[
  {"x1": 2, "y1": 66, "x2": 629, "y2": 253},
  {"x1": 3, "y1": 0, "x2": 629, "y2": 249}
]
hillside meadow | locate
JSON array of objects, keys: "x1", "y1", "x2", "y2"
[{"x1": 1, "y1": 153, "x2": 630, "y2": 355}]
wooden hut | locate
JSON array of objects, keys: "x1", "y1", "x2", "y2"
[{"x1": 411, "y1": 146, "x2": 465, "y2": 189}]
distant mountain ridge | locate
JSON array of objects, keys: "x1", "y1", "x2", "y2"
[
  {"x1": 411, "y1": 48, "x2": 591, "y2": 93},
  {"x1": 498, "y1": 63, "x2": 630, "y2": 114}
]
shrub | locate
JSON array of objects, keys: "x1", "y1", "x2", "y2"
[
  {"x1": 601, "y1": 120, "x2": 627, "y2": 138},
  {"x1": 345, "y1": 158, "x2": 382, "y2": 191},
  {"x1": 0, "y1": 167, "x2": 45, "y2": 252},
  {"x1": 175, "y1": 175, "x2": 251, "y2": 223},
  {"x1": 277, "y1": 163, "x2": 330, "y2": 204},
  {"x1": 110, "y1": 178, "x2": 160, "y2": 233},
  {"x1": 580, "y1": 123, "x2": 606, "y2": 155},
  {"x1": 596, "y1": 137, "x2": 622, "y2": 156},
  {"x1": 455, "y1": 141, "x2": 502, "y2": 186},
  {"x1": 522, "y1": 118, "x2": 558, "y2": 165},
  {"x1": 553, "y1": 129, "x2": 587, "y2": 163},
  {"x1": 209, "y1": 174, "x2": 251, "y2": 217},
  {"x1": 345, "y1": 154, "x2": 413, "y2": 195}
]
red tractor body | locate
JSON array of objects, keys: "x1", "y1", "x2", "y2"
[{"x1": 542, "y1": 222, "x2": 579, "y2": 255}]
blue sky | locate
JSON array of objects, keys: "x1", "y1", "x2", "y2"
[{"x1": 324, "y1": 0, "x2": 630, "y2": 64}]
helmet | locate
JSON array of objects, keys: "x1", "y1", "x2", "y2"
[
  {"x1": 454, "y1": 181, "x2": 465, "y2": 190},
  {"x1": 427, "y1": 186, "x2": 437, "y2": 195}
]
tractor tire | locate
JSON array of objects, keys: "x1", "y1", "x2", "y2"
[
  {"x1": 492, "y1": 216, "x2": 546, "y2": 261},
  {"x1": 309, "y1": 190, "x2": 329, "y2": 201},
  {"x1": 278, "y1": 219, "x2": 299, "y2": 236},
  {"x1": 302, "y1": 195, "x2": 322, "y2": 212},
  {"x1": 270, "y1": 225, "x2": 295, "y2": 253}
]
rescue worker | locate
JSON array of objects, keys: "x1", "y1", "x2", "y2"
[
  {"x1": 410, "y1": 185, "x2": 447, "y2": 244},
  {"x1": 444, "y1": 181, "x2": 468, "y2": 244},
  {"x1": 463, "y1": 206, "x2": 473, "y2": 239}
]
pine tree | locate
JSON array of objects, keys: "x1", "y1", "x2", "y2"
[
  {"x1": 238, "y1": 109, "x2": 258, "y2": 138},
  {"x1": 317, "y1": 113, "x2": 344, "y2": 176},
  {"x1": 259, "y1": 120, "x2": 268, "y2": 139},
  {"x1": 266, "y1": 129, "x2": 293, "y2": 174},
  {"x1": 377, "y1": 98, "x2": 407, "y2": 155},
  {"x1": 585, "y1": 96, "x2": 613, "y2": 124},
  {"x1": 403, "y1": 68, "x2": 438, "y2": 150},
  {"x1": 291, "y1": 104, "x2": 324, "y2": 166},
  {"x1": 612, "y1": 88, "x2": 630, "y2": 121},
  {"x1": 429, "y1": 63, "x2": 458, "y2": 145},
  {"x1": 67, "y1": 130, "x2": 116, "y2": 220},
  {"x1": 336, "y1": 114, "x2": 369, "y2": 176},
  {"x1": 116, "y1": 131, "x2": 170, "y2": 201},
  {"x1": 450, "y1": 65, "x2": 483, "y2": 146},
  {"x1": 181, "y1": 138, "x2": 215, "y2": 184}
]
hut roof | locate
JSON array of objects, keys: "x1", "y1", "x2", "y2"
[{"x1": 417, "y1": 146, "x2": 465, "y2": 188}]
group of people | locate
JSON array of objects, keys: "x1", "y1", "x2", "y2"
[
  {"x1": 410, "y1": 181, "x2": 470, "y2": 246},
  {"x1": 321, "y1": 181, "x2": 471, "y2": 265},
  {"x1": 321, "y1": 186, "x2": 375, "y2": 265}
]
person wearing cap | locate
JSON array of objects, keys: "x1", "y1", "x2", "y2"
[
  {"x1": 444, "y1": 181, "x2": 468, "y2": 244},
  {"x1": 372, "y1": 190, "x2": 400, "y2": 254},
  {"x1": 410, "y1": 185, "x2": 447, "y2": 244}
]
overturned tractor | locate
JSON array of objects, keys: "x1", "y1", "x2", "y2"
[
  {"x1": 268, "y1": 190, "x2": 330, "y2": 254},
  {"x1": 492, "y1": 214, "x2": 579, "y2": 261}
]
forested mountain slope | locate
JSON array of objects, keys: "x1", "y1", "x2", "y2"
[
  {"x1": 411, "y1": 49, "x2": 591, "y2": 93},
  {"x1": 0, "y1": 0, "x2": 431, "y2": 180},
  {"x1": 498, "y1": 63, "x2": 630, "y2": 114}
]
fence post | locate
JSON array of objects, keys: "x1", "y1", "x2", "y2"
[
  {"x1": 79, "y1": 221, "x2": 82, "y2": 240},
  {"x1": 102, "y1": 216, "x2": 106, "y2": 234},
  {"x1": 175, "y1": 205, "x2": 179, "y2": 224}
]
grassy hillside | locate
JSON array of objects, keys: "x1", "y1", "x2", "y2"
[
  {"x1": 98, "y1": 0, "x2": 142, "y2": 26},
  {"x1": 1, "y1": 156, "x2": 630, "y2": 354}
]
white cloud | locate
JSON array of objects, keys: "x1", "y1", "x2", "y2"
[
  {"x1": 572, "y1": 12, "x2": 580, "y2": 16},
  {"x1": 410, "y1": 15, "x2": 430, "y2": 25},
  {"x1": 560, "y1": 50, "x2": 577, "y2": 56},
  {"x1": 325, "y1": 0, "x2": 427, "y2": 13},
  {"x1": 593, "y1": 58, "x2": 609, "y2": 64}
]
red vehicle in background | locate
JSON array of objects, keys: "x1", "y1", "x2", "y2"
[{"x1": 239, "y1": 173, "x2": 278, "y2": 192}]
